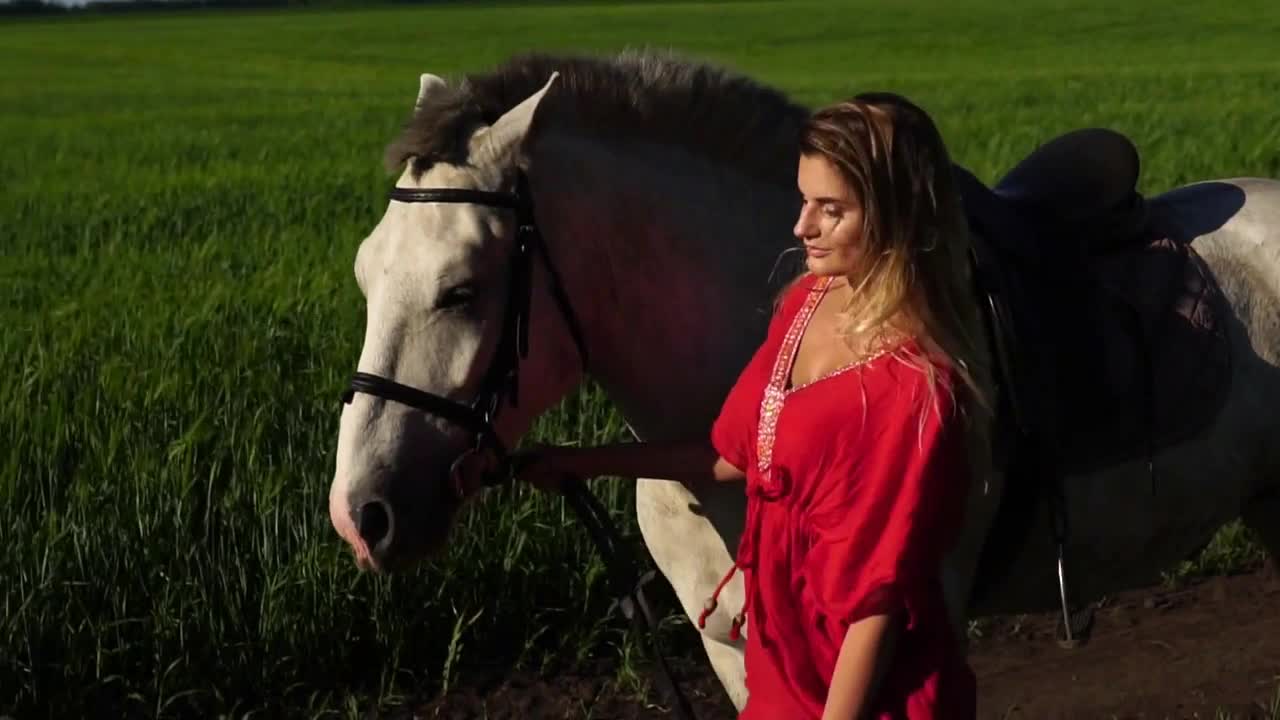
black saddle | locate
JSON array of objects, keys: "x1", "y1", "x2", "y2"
[
  {"x1": 996, "y1": 127, "x2": 1147, "y2": 244},
  {"x1": 954, "y1": 128, "x2": 1152, "y2": 441},
  {"x1": 957, "y1": 128, "x2": 1151, "y2": 613},
  {"x1": 958, "y1": 129, "x2": 1233, "y2": 629},
  {"x1": 958, "y1": 128, "x2": 1148, "y2": 263}
]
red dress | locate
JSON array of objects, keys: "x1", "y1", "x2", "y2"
[{"x1": 703, "y1": 273, "x2": 976, "y2": 719}]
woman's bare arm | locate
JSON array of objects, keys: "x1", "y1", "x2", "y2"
[
  {"x1": 513, "y1": 439, "x2": 745, "y2": 489},
  {"x1": 822, "y1": 614, "x2": 897, "y2": 720}
]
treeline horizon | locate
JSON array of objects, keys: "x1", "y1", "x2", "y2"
[{"x1": 1, "y1": 0, "x2": 459, "y2": 16}]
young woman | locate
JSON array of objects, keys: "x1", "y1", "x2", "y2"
[{"x1": 508, "y1": 92, "x2": 995, "y2": 719}]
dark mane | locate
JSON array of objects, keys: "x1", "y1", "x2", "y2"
[{"x1": 384, "y1": 49, "x2": 810, "y2": 186}]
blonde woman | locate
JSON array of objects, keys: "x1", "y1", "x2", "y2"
[{"x1": 515, "y1": 92, "x2": 994, "y2": 719}]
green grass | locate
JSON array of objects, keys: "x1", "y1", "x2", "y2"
[{"x1": 2, "y1": 0, "x2": 1279, "y2": 717}]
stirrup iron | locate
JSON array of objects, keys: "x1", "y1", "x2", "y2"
[{"x1": 1055, "y1": 543, "x2": 1094, "y2": 648}]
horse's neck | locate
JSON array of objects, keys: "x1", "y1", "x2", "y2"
[{"x1": 531, "y1": 133, "x2": 802, "y2": 438}]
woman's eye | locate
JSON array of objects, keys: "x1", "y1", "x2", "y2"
[
  {"x1": 822, "y1": 204, "x2": 841, "y2": 217},
  {"x1": 437, "y1": 284, "x2": 476, "y2": 310}
]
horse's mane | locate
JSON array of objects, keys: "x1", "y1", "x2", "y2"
[{"x1": 384, "y1": 49, "x2": 811, "y2": 186}]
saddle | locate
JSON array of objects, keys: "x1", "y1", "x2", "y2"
[{"x1": 956, "y1": 129, "x2": 1233, "y2": 610}]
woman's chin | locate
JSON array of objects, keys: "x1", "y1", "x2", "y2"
[{"x1": 805, "y1": 257, "x2": 850, "y2": 276}]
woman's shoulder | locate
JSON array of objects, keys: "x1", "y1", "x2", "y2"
[{"x1": 870, "y1": 341, "x2": 966, "y2": 422}]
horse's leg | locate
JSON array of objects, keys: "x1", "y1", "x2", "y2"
[
  {"x1": 701, "y1": 632, "x2": 748, "y2": 708},
  {"x1": 635, "y1": 477, "x2": 749, "y2": 709}
]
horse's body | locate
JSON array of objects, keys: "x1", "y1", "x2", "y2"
[{"x1": 329, "y1": 52, "x2": 1280, "y2": 710}]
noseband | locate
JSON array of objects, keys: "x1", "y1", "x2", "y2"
[{"x1": 340, "y1": 175, "x2": 589, "y2": 487}]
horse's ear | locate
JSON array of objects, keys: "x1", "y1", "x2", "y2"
[
  {"x1": 473, "y1": 72, "x2": 559, "y2": 169},
  {"x1": 416, "y1": 73, "x2": 447, "y2": 109}
]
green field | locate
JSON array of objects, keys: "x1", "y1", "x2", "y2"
[{"x1": 2, "y1": 1, "x2": 1279, "y2": 717}]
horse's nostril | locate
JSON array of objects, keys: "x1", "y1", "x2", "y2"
[{"x1": 355, "y1": 499, "x2": 392, "y2": 550}]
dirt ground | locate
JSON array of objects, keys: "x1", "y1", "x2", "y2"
[{"x1": 408, "y1": 566, "x2": 1280, "y2": 720}]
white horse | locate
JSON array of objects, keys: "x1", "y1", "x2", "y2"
[{"x1": 328, "y1": 51, "x2": 1280, "y2": 710}]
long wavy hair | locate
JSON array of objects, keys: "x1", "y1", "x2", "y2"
[{"x1": 795, "y1": 92, "x2": 996, "y2": 468}]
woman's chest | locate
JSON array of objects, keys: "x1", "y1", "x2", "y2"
[
  {"x1": 787, "y1": 301, "x2": 860, "y2": 389},
  {"x1": 752, "y1": 368, "x2": 883, "y2": 504}
]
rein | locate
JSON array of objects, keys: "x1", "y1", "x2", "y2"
[{"x1": 340, "y1": 175, "x2": 698, "y2": 720}]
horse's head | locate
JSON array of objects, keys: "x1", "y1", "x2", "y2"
[{"x1": 330, "y1": 72, "x2": 584, "y2": 571}]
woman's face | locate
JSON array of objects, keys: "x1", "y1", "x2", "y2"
[{"x1": 793, "y1": 153, "x2": 865, "y2": 277}]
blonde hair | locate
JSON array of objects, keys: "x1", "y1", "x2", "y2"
[{"x1": 795, "y1": 92, "x2": 996, "y2": 467}]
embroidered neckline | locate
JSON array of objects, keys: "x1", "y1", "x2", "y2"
[
  {"x1": 754, "y1": 276, "x2": 908, "y2": 487},
  {"x1": 754, "y1": 276, "x2": 830, "y2": 488},
  {"x1": 785, "y1": 344, "x2": 900, "y2": 393}
]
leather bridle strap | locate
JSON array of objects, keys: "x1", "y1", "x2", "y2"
[
  {"x1": 345, "y1": 371, "x2": 498, "y2": 449},
  {"x1": 387, "y1": 187, "x2": 521, "y2": 208},
  {"x1": 561, "y1": 477, "x2": 698, "y2": 720}
]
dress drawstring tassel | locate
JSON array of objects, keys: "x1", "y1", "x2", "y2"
[
  {"x1": 697, "y1": 562, "x2": 739, "y2": 630},
  {"x1": 698, "y1": 561, "x2": 754, "y2": 642}
]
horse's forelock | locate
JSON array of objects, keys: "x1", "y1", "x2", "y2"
[{"x1": 383, "y1": 83, "x2": 485, "y2": 175}]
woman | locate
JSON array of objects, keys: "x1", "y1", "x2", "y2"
[{"x1": 509, "y1": 92, "x2": 995, "y2": 719}]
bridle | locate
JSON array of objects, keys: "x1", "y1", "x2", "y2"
[
  {"x1": 340, "y1": 174, "x2": 589, "y2": 494},
  {"x1": 338, "y1": 173, "x2": 698, "y2": 720}
]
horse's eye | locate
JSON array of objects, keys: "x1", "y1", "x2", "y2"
[{"x1": 437, "y1": 283, "x2": 476, "y2": 310}]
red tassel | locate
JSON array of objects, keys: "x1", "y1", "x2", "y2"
[
  {"x1": 697, "y1": 597, "x2": 717, "y2": 629},
  {"x1": 728, "y1": 612, "x2": 745, "y2": 641},
  {"x1": 697, "y1": 563, "x2": 740, "y2": 631}
]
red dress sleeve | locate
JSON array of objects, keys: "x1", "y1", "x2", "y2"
[
  {"x1": 801, "y1": 364, "x2": 972, "y2": 634},
  {"x1": 710, "y1": 275, "x2": 817, "y2": 472},
  {"x1": 709, "y1": 370, "x2": 757, "y2": 473}
]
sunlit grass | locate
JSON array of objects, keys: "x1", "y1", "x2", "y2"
[{"x1": 2, "y1": 0, "x2": 1278, "y2": 716}]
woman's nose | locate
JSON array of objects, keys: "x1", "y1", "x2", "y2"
[{"x1": 793, "y1": 205, "x2": 818, "y2": 240}]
